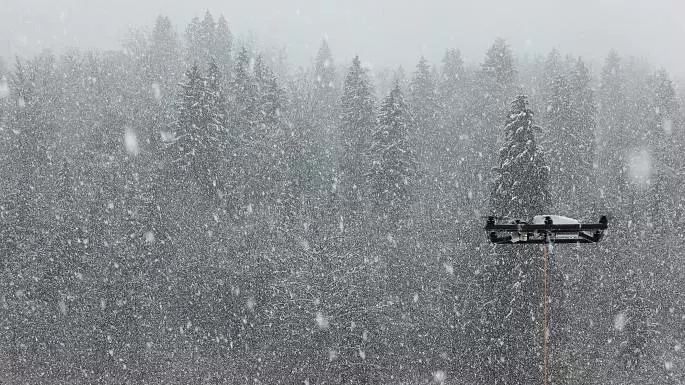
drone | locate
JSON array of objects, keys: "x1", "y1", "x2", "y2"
[
  {"x1": 484, "y1": 215, "x2": 609, "y2": 244},
  {"x1": 483, "y1": 214, "x2": 608, "y2": 385}
]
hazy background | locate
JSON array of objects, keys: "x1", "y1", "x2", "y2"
[{"x1": 1, "y1": 0, "x2": 684, "y2": 76}]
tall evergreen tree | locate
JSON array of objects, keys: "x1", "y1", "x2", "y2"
[
  {"x1": 311, "y1": 39, "x2": 339, "y2": 167},
  {"x1": 367, "y1": 82, "x2": 417, "y2": 227},
  {"x1": 314, "y1": 39, "x2": 335, "y2": 92},
  {"x1": 542, "y1": 58, "x2": 599, "y2": 382},
  {"x1": 409, "y1": 57, "x2": 439, "y2": 224},
  {"x1": 409, "y1": 56, "x2": 439, "y2": 165},
  {"x1": 170, "y1": 64, "x2": 225, "y2": 196},
  {"x1": 214, "y1": 15, "x2": 233, "y2": 76},
  {"x1": 441, "y1": 48, "x2": 464, "y2": 85},
  {"x1": 596, "y1": 51, "x2": 655, "y2": 384},
  {"x1": 568, "y1": 57, "x2": 598, "y2": 217},
  {"x1": 438, "y1": 48, "x2": 466, "y2": 148},
  {"x1": 144, "y1": 15, "x2": 182, "y2": 152},
  {"x1": 481, "y1": 38, "x2": 518, "y2": 97},
  {"x1": 229, "y1": 46, "x2": 258, "y2": 133},
  {"x1": 483, "y1": 95, "x2": 549, "y2": 385},
  {"x1": 480, "y1": 38, "x2": 518, "y2": 127},
  {"x1": 437, "y1": 48, "x2": 468, "y2": 214},
  {"x1": 199, "y1": 11, "x2": 216, "y2": 64},
  {"x1": 184, "y1": 16, "x2": 202, "y2": 64},
  {"x1": 647, "y1": 68, "x2": 680, "y2": 232},
  {"x1": 338, "y1": 55, "x2": 375, "y2": 221},
  {"x1": 540, "y1": 48, "x2": 563, "y2": 116},
  {"x1": 475, "y1": 39, "x2": 520, "y2": 209},
  {"x1": 640, "y1": 69, "x2": 682, "y2": 382},
  {"x1": 149, "y1": 15, "x2": 181, "y2": 83},
  {"x1": 597, "y1": 50, "x2": 628, "y2": 212},
  {"x1": 491, "y1": 95, "x2": 549, "y2": 217},
  {"x1": 545, "y1": 73, "x2": 575, "y2": 213}
]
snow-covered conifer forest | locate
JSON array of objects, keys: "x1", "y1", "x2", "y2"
[{"x1": 1, "y1": 4, "x2": 684, "y2": 385}]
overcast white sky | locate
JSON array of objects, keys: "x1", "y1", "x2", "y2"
[{"x1": 1, "y1": 0, "x2": 684, "y2": 77}]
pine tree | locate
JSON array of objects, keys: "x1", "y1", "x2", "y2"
[
  {"x1": 569, "y1": 57, "x2": 598, "y2": 216},
  {"x1": 254, "y1": 56, "x2": 284, "y2": 128},
  {"x1": 484, "y1": 95, "x2": 549, "y2": 385},
  {"x1": 184, "y1": 16, "x2": 202, "y2": 64},
  {"x1": 475, "y1": 38, "x2": 520, "y2": 201},
  {"x1": 644, "y1": 70, "x2": 681, "y2": 376},
  {"x1": 311, "y1": 39, "x2": 339, "y2": 167},
  {"x1": 491, "y1": 95, "x2": 549, "y2": 218},
  {"x1": 229, "y1": 46, "x2": 258, "y2": 134},
  {"x1": 207, "y1": 58, "x2": 228, "y2": 147},
  {"x1": 596, "y1": 51, "x2": 655, "y2": 383},
  {"x1": 540, "y1": 48, "x2": 563, "y2": 116},
  {"x1": 437, "y1": 48, "x2": 469, "y2": 213},
  {"x1": 648, "y1": 69, "x2": 680, "y2": 232},
  {"x1": 438, "y1": 48, "x2": 466, "y2": 149},
  {"x1": 367, "y1": 83, "x2": 417, "y2": 226},
  {"x1": 481, "y1": 38, "x2": 518, "y2": 96},
  {"x1": 597, "y1": 50, "x2": 628, "y2": 211},
  {"x1": 480, "y1": 38, "x2": 518, "y2": 127},
  {"x1": 409, "y1": 56, "x2": 439, "y2": 165},
  {"x1": 545, "y1": 73, "x2": 574, "y2": 212},
  {"x1": 339, "y1": 56, "x2": 375, "y2": 220},
  {"x1": 149, "y1": 15, "x2": 180, "y2": 83},
  {"x1": 409, "y1": 57, "x2": 439, "y2": 224},
  {"x1": 199, "y1": 11, "x2": 216, "y2": 65},
  {"x1": 542, "y1": 60, "x2": 599, "y2": 377},
  {"x1": 214, "y1": 15, "x2": 233, "y2": 76},
  {"x1": 145, "y1": 15, "x2": 182, "y2": 152},
  {"x1": 170, "y1": 64, "x2": 224, "y2": 196},
  {"x1": 314, "y1": 39, "x2": 335, "y2": 92},
  {"x1": 441, "y1": 48, "x2": 464, "y2": 86}
]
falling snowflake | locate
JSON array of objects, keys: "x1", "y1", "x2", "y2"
[
  {"x1": 144, "y1": 231, "x2": 155, "y2": 244},
  {"x1": 614, "y1": 312, "x2": 626, "y2": 331},
  {"x1": 124, "y1": 128, "x2": 139, "y2": 156},
  {"x1": 151, "y1": 82, "x2": 162, "y2": 100},
  {"x1": 247, "y1": 297, "x2": 256, "y2": 311},
  {"x1": 0, "y1": 77, "x2": 9, "y2": 99},
  {"x1": 627, "y1": 149, "x2": 650, "y2": 188},
  {"x1": 433, "y1": 370, "x2": 447, "y2": 383},
  {"x1": 315, "y1": 312, "x2": 329, "y2": 329},
  {"x1": 58, "y1": 299, "x2": 68, "y2": 315}
]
